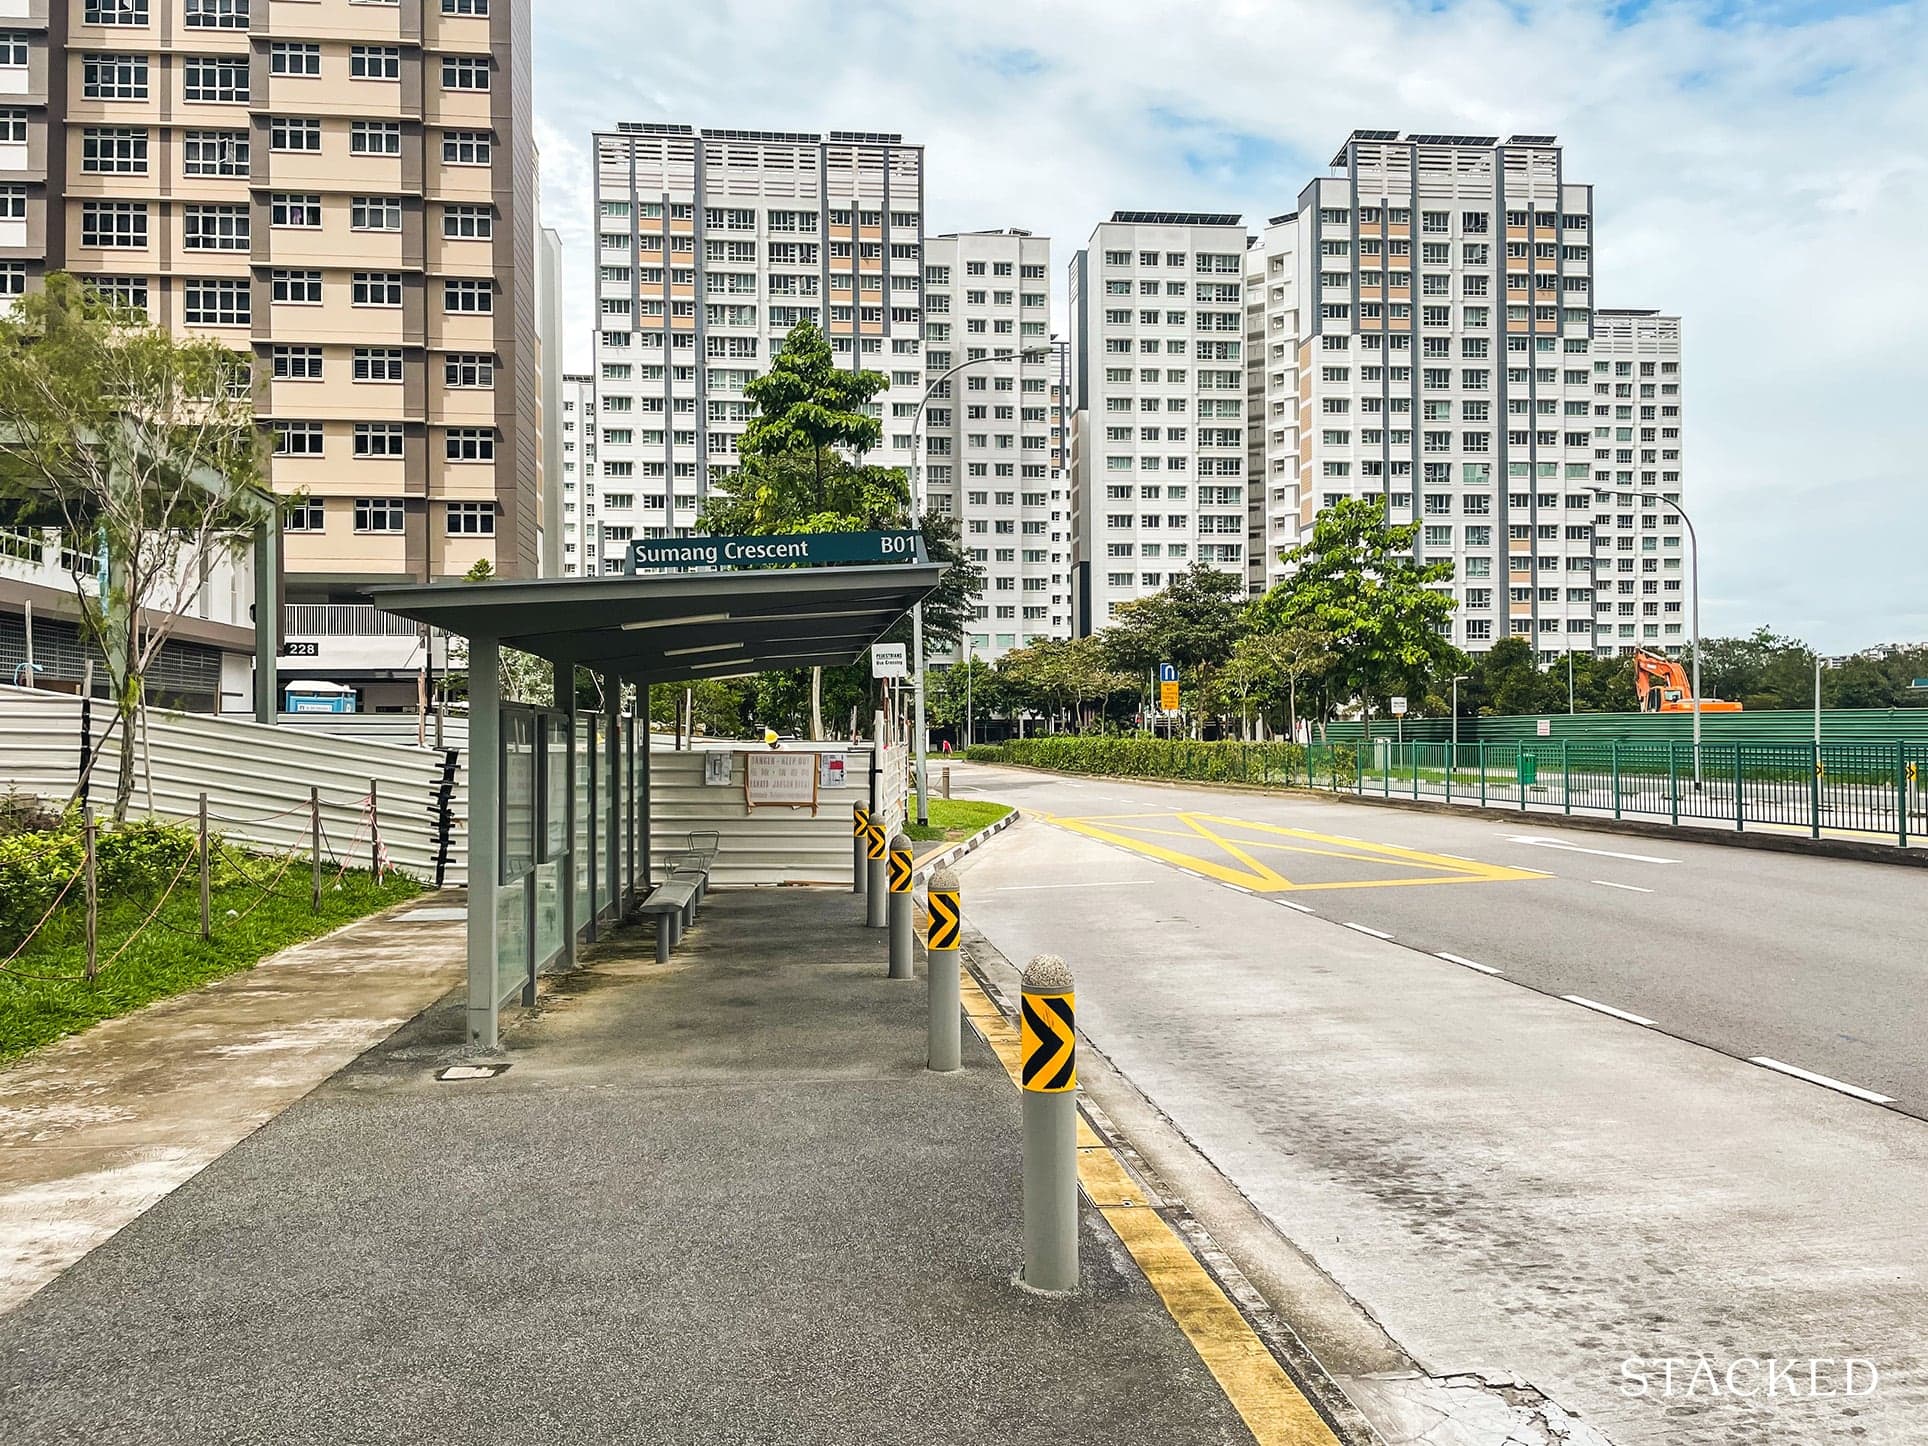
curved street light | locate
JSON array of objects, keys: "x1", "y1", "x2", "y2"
[
  {"x1": 1588, "y1": 486, "x2": 1704, "y2": 784},
  {"x1": 905, "y1": 339, "x2": 1069, "y2": 824}
]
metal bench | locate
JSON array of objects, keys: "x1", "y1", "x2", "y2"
[
  {"x1": 660, "y1": 850, "x2": 711, "y2": 905},
  {"x1": 637, "y1": 879, "x2": 699, "y2": 963}
]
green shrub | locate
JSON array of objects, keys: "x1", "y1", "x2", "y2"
[
  {"x1": 0, "y1": 818, "x2": 199, "y2": 949},
  {"x1": 961, "y1": 745, "x2": 1006, "y2": 763},
  {"x1": 957, "y1": 736, "x2": 1367, "y2": 791}
]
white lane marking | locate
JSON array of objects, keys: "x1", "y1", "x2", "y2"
[
  {"x1": 1277, "y1": 900, "x2": 1315, "y2": 914},
  {"x1": 1439, "y1": 852, "x2": 1482, "y2": 862},
  {"x1": 1343, "y1": 922, "x2": 1394, "y2": 940},
  {"x1": 1224, "y1": 884, "x2": 1255, "y2": 895},
  {"x1": 1437, "y1": 951, "x2": 1503, "y2": 975},
  {"x1": 1506, "y1": 835, "x2": 1678, "y2": 865},
  {"x1": 1747, "y1": 1057, "x2": 1894, "y2": 1105},
  {"x1": 995, "y1": 881, "x2": 1159, "y2": 891},
  {"x1": 1563, "y1": 995, "x2": 1658, "y2": 1027},
  {"x1": 1591, "y1": 879, "x2": 1654, "y2": 894}
]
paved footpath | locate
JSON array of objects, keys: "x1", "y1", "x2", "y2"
[
  {"x1": 0, "y1": 888, "x2": 1306, "y2": 1446},
  {"x1": 0, "y1": 895, "x2": 465, "y2": 1314}
]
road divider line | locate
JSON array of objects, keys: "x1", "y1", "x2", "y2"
[
  {"x1": 1506, "y1": 835, "x2": 1678, "y2": 865},
  {"x1": 1591, "y1": 880, "x2": 1653, "y2": 894},
  {"x1": 1437, "y1": 952, "x2": 1502, "y2": 976},
  {"x1": 1276, "y1": 900, "x2": 1315, "y2": 914},
  {"x1": 1342, "y1": 922, "x2": 1394, "y2": 940},
  {"x1": 1563, "y1": 995, "x2": 1657, "y2": 1027},
  {"x1": 1747, "y1": 1057, "x2": 1895, "y2": 1105}
]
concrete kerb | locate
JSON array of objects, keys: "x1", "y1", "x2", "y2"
[
  {"x1": 955, "y1": 930, "x2": 1370, "y2": 1446},
  {"x1": 968, "y1": 760, "x2": 1928, "y2": 869},
  {"x1": 909, "y1": 807, "x2": 1021, "y2": 884}
]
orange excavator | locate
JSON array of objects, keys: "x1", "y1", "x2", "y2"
[{"x1": 1633, "y1": 649, "x2": 1742, "y2": 713}]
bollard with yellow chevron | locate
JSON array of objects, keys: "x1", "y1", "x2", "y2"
[
  {"x1": 925, "y1": 866, "x2": 961, "y2": 1072},
  {"x1": 926, "y1": 883, "x2": 959, "y2": 951},
  {"x1": 887, "y1": 831, "x2": 914, "y2": 980},
  {"x1": 1021, "y1": 953, "x2": 1079, "y2": 1293},
  {"x1": 851, "y1": 804, "x2": 871, "y2": 897},
  {"x1": 1020, "y1": 978, "x2": 1076, "y2": 1093}
]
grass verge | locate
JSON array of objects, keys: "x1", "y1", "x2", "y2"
[
  {"x1": 0, "y1": 867, "x2": 420, "y2": 1065},
  {"x1": 905, "y1": 798, "x2": 1013, "y2": 844}
]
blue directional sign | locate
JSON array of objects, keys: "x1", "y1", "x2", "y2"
[{"x1": 1158, "y1": 662, "x2": 1179, "y2": 684}]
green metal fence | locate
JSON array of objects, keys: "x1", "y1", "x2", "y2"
[{"x1": 1327, "y1": 739, "x2": 1926, "y2": 845}]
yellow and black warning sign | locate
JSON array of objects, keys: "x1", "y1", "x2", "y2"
[
  {"x1": 1020, "y1": 990, "x2": 1076, "y2": 1092},
  {"x1": 927, "y1": 889, "x2": 959, "y2": 950},
  {"x1": 889, "y1": 846, "x2": 913, "y2": 893},
  {"x1": 852, "y1": 804, "x2": 871, "y2": 837},
  {"x1": 865, "y1": 822, "x2": 887, "y2": 860}
]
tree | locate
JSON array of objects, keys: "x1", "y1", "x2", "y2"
[
  {"x1": 1098, "y1": 563, "x2": 1249, "y2": 731},
  {"x1": 1466, "y1": 637, "x2": 1564, "y2": 717},
  {"x1": 736, "y1": 322, "x2": 883, "y2": 508},
  {"x1": 1252, "y1": 497, "x2": 1458, "y2": 721},
  {"x1": 0, "y1": 275, "x2": 265, "y2": 819},
  {"x1": 1230, "y1": 625, "x2": 1337, "y2": 740}
]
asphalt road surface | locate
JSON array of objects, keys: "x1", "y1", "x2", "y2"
[
  {"x1": 955, "y1": 761, "x2": 1924, "y2": 1114},
  {"x1": 950, "y1": 760, "x2": 1928, "y2": 1446}
]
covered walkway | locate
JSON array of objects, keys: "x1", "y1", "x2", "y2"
[{"x1": 369, "y1": 554, "x2": 942, "y2": 1051}]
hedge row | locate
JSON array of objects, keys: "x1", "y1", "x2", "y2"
[
  {"x1": 963, "y1": 737, "x2": 1360, "y2": 788},
  {"x1": 0, "y1": 818, "x2": 199, "y2": 949}
]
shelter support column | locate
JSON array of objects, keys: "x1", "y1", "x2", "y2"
[
  {"x1": 639, "y1": 682, "x2": 652, "y2": 890},
  {"x1": 252, "y1": 516, "x2": 279, "y2": 725},
  {"x1": 557, "y1": 659, "x2": 577, "y2": 970},
  {"x1": 466, "y1": 635, "x2": 501, "y2": 1052},
  {"x1": 605, "y1": 672, "x2": 621, "y2": 922}
]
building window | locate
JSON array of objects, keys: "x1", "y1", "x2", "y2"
[
  {"x1": 443, "y1": 279, "x2": 492, "y2": 314},
  {"x1": 284, "y1": 500, "x2": 323, "y2": 532},
  {"x1": 0, "y1": 262, "x2": 24, "y2": 297},
  {"x1": 442, "y1": 130, "x2": 491, "y2": 165},
  {"x1": 442, "y1": 204, "x2": 492, "y2": 240},
  {"x1": 84, "y1": 0, "x2": 149, "y2": 24},
  {"x1": 352, "y1": 347, "x2": 404, "y2": 382},
  {"x1": 441, "y1": 56, "x2": 490, "y2": 91},
  {"x1": 445, "y1": 428, "x2": 495, "y2": 462},
  {"x1": 446, "y1": 501, "x2": 495, "y2": 535},
  {"x1": 82, "y1": 54, "x2": 148, "y2": 101},
  {"x1": 182, "y1": 203, "x2": 249, "y2": 252},
  {"x1": 271, "y1": 193, "x2": 323, "y2": 228},
  {"x1": 270, "y1": 117, "x2": 321, "y2": 152},
  {"x1": 184, "y1": 0, "x2": 249, "y2": 29},
  {"x1": 350, "y1": 121, "x2": 401, "y2": 156},
  {"x1": 183, "y1": 56, "x2": 250, "y2": 102},
  {"x1": 182, "y1": 130, "x2": 248, "y2": 176},
  {"x1": 353, "y1": 498, "x2": 405, "y2": 533},
  {"x1": 80, "y1": 200, "x2": 147, "y2": 249},
  {"x1": 273, "y1": 422, "x2": 324, "y2": 456},
  {"x1": 271, "y1": 345, "x2": 322, "y2": 380},
  {"x1": 349, "y1": 45, "x2": 401, "y2": 80},
  {"x1": 270, "y1": 268, "x2": 322, "y2": 304},
  {"x1": 353, "y1": 422, "x2": 404, "y2": 458},
  {"x1": 351, "y1": 196, "x2": 403, "y2": 232},
  {"x1": 444, "y1": 353, "x2": 495, "y2": 388},
  {"x1": 442, "y1": 0, "x2": 489, "y2": 12},
  {"x1": 352, "y1": 272, "x2": 403, "y2": 307},
  {"x1": 269, "y1": 42, "x2": 320, "y2": 77},
  {"x1": 81, "y1": 126, "x2": 148, "y2": 174}
]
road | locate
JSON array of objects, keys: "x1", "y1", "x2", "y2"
[
  {"x1": 949, "y1": 760, "x2": 1928, "y2": 1445},
  {"x1": 954, "y1": 761, "x2": 1924, "y2": 1112}
]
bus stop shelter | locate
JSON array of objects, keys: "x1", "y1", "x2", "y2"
[{"x1": 368, "y1": 558, "x2": 941, "y2": 1052}]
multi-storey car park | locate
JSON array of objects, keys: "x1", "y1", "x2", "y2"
[
  {"x1": 0, "y1": 0, "x2": 541, "y2": 709},
  {"x1": 587, "y1": 122, "x2": 925, "y2": 573},
  {"x1": 1067, "y1": 211, "x2": 1252, "y2": 634},
  {"x1": 1249, "y1": 131, "x2": 1687, "y2": 661},
  {"x1": 919, "y1": 228, "x2": 1068, "y2": 660}
]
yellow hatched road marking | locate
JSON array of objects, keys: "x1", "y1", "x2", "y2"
[
  {"x1": 1044, "y1": 810, "x2": 1544, "y2": 892},
  {"x1": 958, "y1": 972, "x2": 1341, "y2": 1446}
]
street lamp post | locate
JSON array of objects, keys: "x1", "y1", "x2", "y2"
[
  {"x1": 1450, "y1": 673, "x2": 1470, "y2": 766},
  {"x1": 907, "y1": 340, "x2": 1069, "y2": 825},
  {"x1": 1590, "y1": 486, "x2": 1704, "y2": 785}
]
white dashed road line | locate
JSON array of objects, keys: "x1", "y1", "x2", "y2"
[
  {"x1": 1563, "y1": 995, "x2": 1658, "y2": 1027},
  {"x1": 1748, "y1": 1057, "x2": 1895, "y2": 1106},
  {"x1": 1343, "y1": 922, "x2": 1395, "y2": 940},
  {"x1": 1437, "y1": 951, "x2": 1503, "y2": 976},
  {"x1": 1276, "y1": 900, "x2": 1315, "y2": 914},
  {"x1": 1592, "y1": 880, "x2": 1654, "y2": 893}
]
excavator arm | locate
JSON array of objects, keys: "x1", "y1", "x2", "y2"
[{"x1": 1632, "y1": 649, "x2": 1742, "y2": 713}]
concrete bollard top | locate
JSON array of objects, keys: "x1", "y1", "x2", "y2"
[
  {"x1": 929, "y1": 865, "x2": 959, "y2": 894},
  {"x1": 1023, "y1": 953, "x2": 1074, "y2": 993},
  {"x1": 890, "y1": 831, "x2": 912, "y2": 852}
]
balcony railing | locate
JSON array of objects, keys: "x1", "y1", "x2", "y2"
[{"x1": 283, "y1": 603, "x2": 424, "y2": 638}]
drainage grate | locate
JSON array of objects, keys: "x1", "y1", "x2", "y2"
[{"x1": 436, "y1": 1064, "x2": 510, "y2": 1081}]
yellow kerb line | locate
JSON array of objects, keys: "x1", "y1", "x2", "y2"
[{"x1": 958, "y1": 971, "x2": 1342, "y2": 1446}]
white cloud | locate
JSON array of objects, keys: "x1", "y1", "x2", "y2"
[{"x1": 532, "y1": 0, "x2": 1928, "y2": 651}]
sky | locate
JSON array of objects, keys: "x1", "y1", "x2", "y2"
[{"x1": 529, "y1": 0, "x2": 1928, "y2": 654}]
